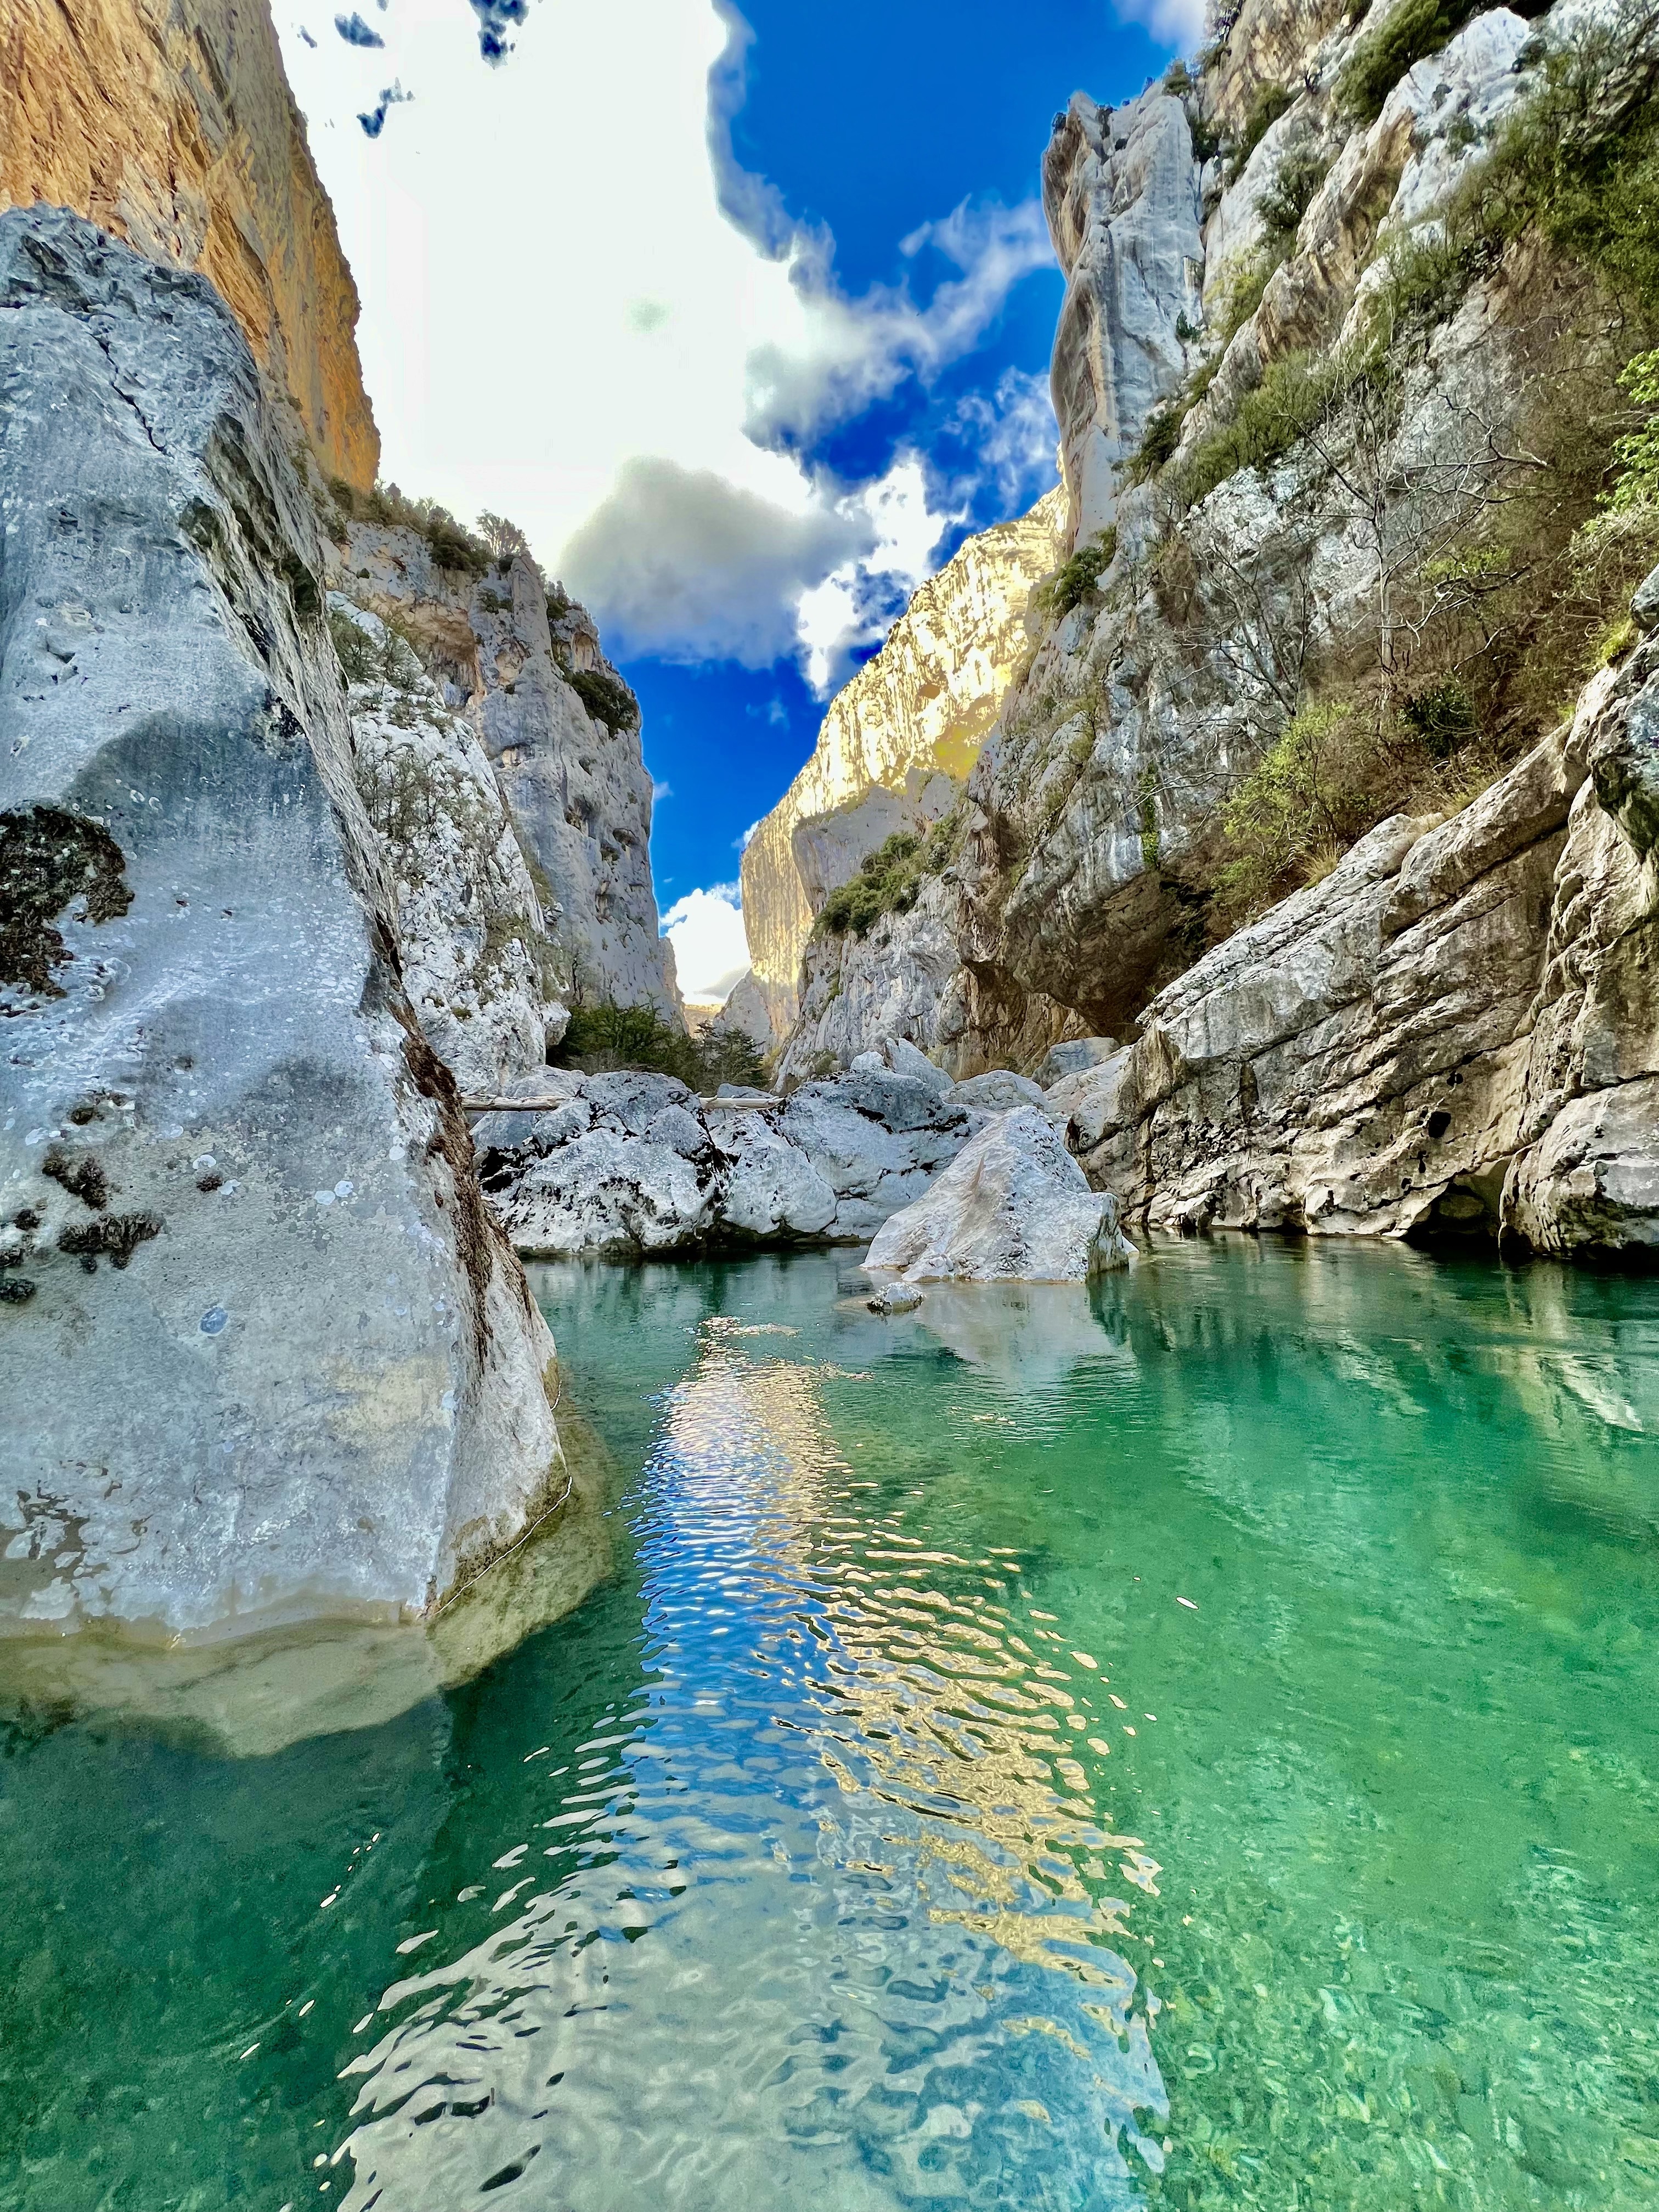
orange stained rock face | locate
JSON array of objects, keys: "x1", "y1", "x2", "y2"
[{"x1": 0, "y1": 0, "x2": 379, "y2": 490}]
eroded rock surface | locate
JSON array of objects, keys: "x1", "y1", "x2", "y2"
[
  {"x1": 741, "y1": 491, "x2": 1068, "y2": 1042},
  {"x1": 330, "y1": 529, "x2": 680, "y2": 1025},
  {"x1": 1054, "y1": 648, "x2": 1659, "y2": 1257},
  {"x1": 477, "y1": 1068, "x2": 989, "y2": 1255},
  {"x1": 0, "y1": 210, "x2": 572, "y2": 1639}
]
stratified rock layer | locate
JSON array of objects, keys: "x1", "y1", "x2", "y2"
[
  {"x1": 0, "y1": 210, "x2": 571, "y2": 1639},
  {"x1": 0, "y1": 0, "x2": 379, "y2": 488},
  {"x1": 1052, "y1": 644, "x2": 1659, "y2": 1259}
]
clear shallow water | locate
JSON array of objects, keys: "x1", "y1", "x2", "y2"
[{"x1": 4, "y1": 1242, "x2": 1659, "y2": 2209}]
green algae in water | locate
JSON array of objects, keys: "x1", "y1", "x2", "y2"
[{"x1": 2, "y1": 1239, "x2": 1658, "y2": 2208}]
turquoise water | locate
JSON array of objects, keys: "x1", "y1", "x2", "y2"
[{"x1": 4, "y1": 1240, "x2": 1659, "y2": 2209}]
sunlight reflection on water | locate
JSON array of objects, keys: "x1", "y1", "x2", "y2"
[{"x1": 338, "y1": 1317, "x2": 1166, "y2": 2209}]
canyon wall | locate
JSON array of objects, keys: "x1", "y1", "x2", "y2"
[
  {"x1": 329, "y1": 526, "x2": 681, "y2": 1054},
  {"x1": 0, "y1": 0, "x2": 379, "y2": 489},
  {"x1": 766, "y1": 0, "x2": 1659, "y2": 1257},
  {"x1": 739, "y1": 489, "x2": 1068, "y2": 1041},
  {"x1": 0, "y1": 209, "x2": 573, "y2": 1638}
]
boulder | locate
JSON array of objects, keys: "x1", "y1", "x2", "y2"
[
  {"x1": 712, "y1": 1112, "x2": 838, "y2": 1242},
  {"x1": 491, "y1": 1125, "x2": 717, "y2": 1257},
  {"x1": 780, "y1": 1071, "x2": 984, "y2": 1239},
  {"x1": 879, "y1": 1034, "x2": 954, "y2": 1092},
  {"x1": 477, "y1": 1066, "x2": 985, "y2": 1254},
  {"x1": 1036, "y1": 1037, "x2": 1121, "y2": 1088},
  {"x1": 865, "y1": 1108, "x2": 1136, "y2": 1283},
  {"x1": 947, "y1": 1070, "x2": 1047, "y2": 1111}
]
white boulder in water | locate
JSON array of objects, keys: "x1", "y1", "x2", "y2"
[{"x1": 865, "y1": 1108, "x2": 1136, "y2": 1283}]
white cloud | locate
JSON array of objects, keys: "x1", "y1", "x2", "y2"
[
  {"x1": 735, "y1": 819, "x2": 761, "y2": 851},
  {"x1": 660, "y1": 883, "x2": 750, "y2": 1001},
  {"x1": 741, "y1": 199, "x2": 1056, "y2": 450},
  {"x1": 652, "y1": 777, "x2": 673, "y2": 802},
  {"x1": 947, "y1": 368, "x2": 1060, "y2": 512},
  {"x1": 561, "y1": 458, "x2": 863, "y2": 666},
  {"x1": 274, "y1": 0, "x2": 1053, "y2": 672},
  {"x1": 1115, "y1": 0, "x2": 1206, "y2": 52},
  {"x1": 793, "y1": 454, "x2": 957, "y2": 692}
]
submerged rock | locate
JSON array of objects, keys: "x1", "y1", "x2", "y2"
[
  {"x1": 865, "y1": 1107, "x2": 1137, "y2": 1283},
  {"x1": 0, "y1": 210, "x2": 567, "y2": 1640}
]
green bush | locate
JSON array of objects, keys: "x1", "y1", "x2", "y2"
[
  {"x1": 568, "y1": 666, "x2": 641, "y2": 735},
  {"x1": 1401, "y1": 676, "x2": 1478, "y2": 758},
  {"x1": 1228, "y1": 82, "x2": 1294, "y2": 175},
  {"x1": 820, "y1": 832, "x2": 923, "y2": 938},
  {"x1": 1257, "y1": 141, "x2": 1331, "y2": 250},
  {"x1": 553, "y1": 1000, "x2": 769, "y2": 1093},
  {"x1": 1214, "y1": 701, "x2": 1375, "y2": 915},
  {"x1": 328, "y1": 477, "x2": 492, "y2": 575},
  {"x1": 1340, "y1": 0, "x2": 1485, "y2": 122},
  {"x1": 1371, "y1": 16, "x2": 1659, "y2": 333},
  {"x1": 1606, "y1": 349, "x2": 1659, "y2": 512},
  {"x1": 1035, "y1": 527, "x2": 1119, "y2": 614},
  {"x1": 1172, "y1": 348, "x2": 1353, "y2": 509},
  {"x1": 329, "y1": 606, "x2": 385, "y2": 685},
  {"x1": 1189, "y1": 112, "x2": 1224, "y2": 165}
]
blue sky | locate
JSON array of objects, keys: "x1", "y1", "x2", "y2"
[{"x1": 275, "y1": 0, "x2": 1184, "y2": 994}]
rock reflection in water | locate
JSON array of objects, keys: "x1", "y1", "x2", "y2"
[{"x1": 337, "y1": 1318, "x2": 1166, "y2": 2210}]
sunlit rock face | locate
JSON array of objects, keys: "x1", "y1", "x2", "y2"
[
  {"x1": 0, "y1": 0, "x2": 379, "y2": 490},
  {"x1": 0, "y1": 210, "x2": 566, "y2": 1639},
  {"x1": 331, "y1": 530, "x2": 681, "y2": 1028},
  {"x1": 752, "y1": 0, "x2": 1659, "y2": 1261},
  {"x1": 740, "y1": 489, "x2": 1068, "y2": 1042}
]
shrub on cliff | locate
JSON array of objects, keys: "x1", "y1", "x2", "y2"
[
  {"x1": 1035, "y1": 528, "x2": 1119, "y2": 615},
  {"x1": 567, "y1": 666, "x2": 641, "y2": 735},
  {"x1": 820, "y1": 833, "x2": 923, "y2": 938},
  {"x1": 553, "y1": 1001, "x2": 768, "y2": 1092}
]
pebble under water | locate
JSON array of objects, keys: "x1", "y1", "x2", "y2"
[{"x1": 4, "y1": 1238, "x2": 1659, "y2": 2210}]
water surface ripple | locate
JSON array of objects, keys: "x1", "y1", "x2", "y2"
[{"x1": 2, "y1": 1240, "x2": 1658, "y2": 2212}]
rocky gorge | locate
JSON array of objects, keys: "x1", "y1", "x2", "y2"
[
  {"x1": 3, "y1": 0, "x2": 1657, "y2": 1672},
  {"x1": 740, "y1": 0, "x2": 1659, "y2": 1263}
]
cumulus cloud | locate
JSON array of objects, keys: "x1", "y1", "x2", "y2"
[
  {"x1": 794, "y1": 456, "x2": 956, "y2": 692},
  {"x1": 562, "y1": 459, "x2": 866, "y2": 667},
  {"x1": 279, "y1": 0, "x2": 1057, "y2": 673},
  {"x1": 946, "y1": 368, "x2": 1060, "y2": 514},
  {"x1": 661, "y1": 883, "x2": 751, "y2": 1002}
]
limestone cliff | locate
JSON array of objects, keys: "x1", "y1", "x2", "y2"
[
  {"x1": 0, "y1": 210, "x2": 577, "y2": 1639},
  {"x1": 329, "y1": 524, "x2": 682, "y2": 1029},
  {"x1": 767, "y1": 0, "x2": 1659, "y2": 1259},
  {"x1": 0, "y1": 0, "x2": 379, "y2": 489},
  {"x1": 740, "y1": 489, "x2": 1068, "y2": 1040}
]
